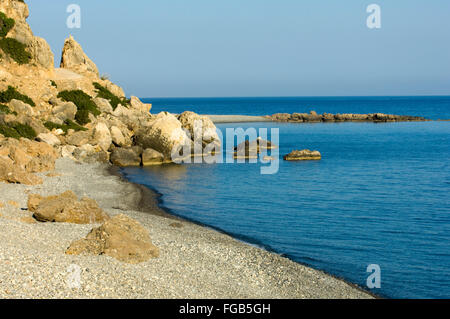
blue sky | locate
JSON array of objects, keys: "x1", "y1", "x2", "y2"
[{"x1": 27, "y1": 0, "x2": 450, "y2": 98}]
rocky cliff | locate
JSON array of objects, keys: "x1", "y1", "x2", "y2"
[{"x1": 0, "y1": 0, "x2": 220, "y2": 177}]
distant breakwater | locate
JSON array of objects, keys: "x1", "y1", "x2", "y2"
[{"x1": 269, "y1": 111, "x2": 429, "y2": 123}]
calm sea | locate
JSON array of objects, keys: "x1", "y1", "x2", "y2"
[{"x1": 124, "y1": 97, "x2": 450, "y2": 298}]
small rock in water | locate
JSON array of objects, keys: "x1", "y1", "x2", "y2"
[{"x1": 283, "y1": 149, "x2": 321, "y2": 161}]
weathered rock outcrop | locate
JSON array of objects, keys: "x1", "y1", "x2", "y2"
[
  {"x1": 283, "y1": 150, "x2": 321, "y2": 161},
  {"x1": 66, "y1": 214, "x2": 159, "y2": 264},
  {"x1": 0, "y1": 137, "x2": 59, "y2": 185},
  {"x1": 60, "y1": 35, "x2": 99, "y2": 78},
  {"x1": 28, "y1": 191, "x2": 110, "y2": 224},
  {"x1": 0, "y1": 0, "x2": 54, "y2": 69},
  {"x1": 270, "y1": 111, "x2": 428, "y2": 123}
]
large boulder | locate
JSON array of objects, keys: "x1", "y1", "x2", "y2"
[
  {"x1": 60, "y1": 35, "x2": 99, "y2": 77},
  {"x1": 130, "y1": 96, "x2": 151, "y2": 113},
  {"x1": 93, "y1": 97, "x2": 113, "y2": 114},
  {"x1": 66, "y1": 130, "x2": 91, "y2": 146},
  {"x1": 178, "y1": 111, "x2": 221, "y2": 148},
  {"x1": 0, "y1": 138, "x2": 58, "y2": 174},
  {"x1": 92, "y1": 122, "x2": 112, "y2": 152},
  {"x1": 66, "y1": 214, "x2": 159, "y2": 264},
  {"x1": 136, "y1": 112, "x2": 191, "y2": 159},
  {"x1": 0, "y1": 156, "x2": 42, "y2": 185},
  {"x1": 36, "y1": 132, "x2": 60, "y2": 146},
  {"x1": 110, "y1": 125, "x2": 126, "y2": 146},
  {"x1": 52, "y1": 102, "x2": 77, "y2": 121},
  {"x1": 9, "y1": 99, "x2": 34, "y2": 116},
  {"x1": 110, "y1": 147, "x2": 142, "y2": 167},
  {"x1": 28, "y1": 191, "x2": 110, "y2": 224}
]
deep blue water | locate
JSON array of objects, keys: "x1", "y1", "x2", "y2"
[{"x1": 126, "y1": 97, "x2": 450, "y2": 298}]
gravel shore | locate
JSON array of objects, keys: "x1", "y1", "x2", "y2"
[{"x1": 0, "y1": 158, "x2": 373, "y2": 299}]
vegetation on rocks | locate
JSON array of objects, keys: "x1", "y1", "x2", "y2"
[
  {"x1": 44, "y1": 119, "x2": 87, "y2": 134},
  {"x1": 0, "y1": 37, "x2": 31, "y2": 65},
  {"x1": 0, "y1": 103, "x2": 16, "y2": 115},
  {"x1": 93, "y1": 82, "x2": 129, "y2": 110},
  {"x1": 0, "y1": 12, "x2": 15, "y2": 37},
  {"x1": 0, "y1": 86, "x2": 35, "y2": 106},
  {"x1": 0, "y1": 122, "x2": 37, "y2": 139},
  {"x1": 57, "y1": 90, "x2": 100, "y2": 125}
]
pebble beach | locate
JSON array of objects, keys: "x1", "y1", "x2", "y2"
[{"x1": 0, "y1": 158, "x2": 373, "y2": 299}]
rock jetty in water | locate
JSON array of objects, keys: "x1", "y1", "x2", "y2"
[
  {"x1": 284, "y1": 150, "x2": 321, "y2": 161},
  {"x1": 269, "y1": 111, "x2": 428, "y2": 123}
]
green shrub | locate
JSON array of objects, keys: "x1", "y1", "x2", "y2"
[
  {"x1": 93, "y1": 82, "x2": 129, "y2": 110},
  {"x1": 0, "y1": 122, "x2": 36, "y2": 140},
  {"x1": 0, "y1": 12, "x2": 15, "y2": 38},
  {"x1": 0, "y1": 103, "x2": 11, "y2": 114},
  {"x1": 0, "y1": 86, "x2": 35, "y2": 106},
  {"x1": 44, "y1": 119, "x2": 87, "y2": 134},
  {"x1": 57, "y1": 90, "x2": 100, "y2": 125},
  {"x1": 11, "y1": 122, "x2": 36, "y2": 139},
  {"x1": 50, "y1": 80, "x2": 57, "y2": 88},
  {"x1": 0, "y1": 37, "x2": 31, "y2": 65}
]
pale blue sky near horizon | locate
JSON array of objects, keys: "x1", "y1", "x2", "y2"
[{"x1": 26, "y1": 0, "x2": 450, "y2": 98}]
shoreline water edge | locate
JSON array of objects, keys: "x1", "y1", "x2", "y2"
[
  {"x1": 110, "y1": 163, "x2": 380, "y2": 299},
  {"x1": 0, "y1": 157, "x2": 375, "y2": 298}
]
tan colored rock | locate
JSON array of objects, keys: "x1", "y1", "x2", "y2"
[
  {"x1": 0, "y1": 156, "x2": 42, "y2": 185},
  {"x1": 92, "y1": 122, "x2": 112, "y2": 152},
  {"x1": 37, "y1": 133, "x2": 60, "y2": 146},
  {"x1": 66, "y1": 130, "x2": 91, "y2": 146},
  {"x1": 52, "y1": 102, "x2": 77, "y2": 121},
  {"x1": 178, "y1": 111, "x2": 221, "y2": 148},
  {"x1": 142, "y1": 148, "x2": 164, "y2": 166},
  {"x1": 60, "y1": 145, "x2": 76, "y2": 158},
  {"x1": 0, "y1": 0, "x2": 54, "y2": 70},
  {"x1": 66, "y1": 214, "x2": 159, "y2": 264},
  {"x1": 28, "y1": 191, "x2": 110, "y2": 224},
  {"x1": 136, "y1": 112, "x2": 190, "y2": 158},
  {"x1": 72, "y1": 144, "x2": 109, "y2": 163},
  {"x1": 110, "y1": 147, "x2": 142, "y2": 167},
  {"x1": 283, "y1": 149, "x2": 321, "y2": 161},
  {"x1": 9, "y1": 99, "x2": 34, "y2": 116},
  {"x1": 60, "y1": 35, "x2": 99, "y2": 77},
  {"x1": 94, "y1": 97, "x2": 113, "y2": 114},
  {"x1": 130, "y1": 96, "x2": 150, "y2": 113},
  {"x1": 110, "y1": 126, "x2": 125, "y2": 146},
  {"x1": 29, "y1": 36, "x2": 54, "y2": 69},
  {"x1": 112, "y1": 104, "x2": 131, "y2": 118}
]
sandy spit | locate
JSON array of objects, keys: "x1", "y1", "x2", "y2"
[
  {"x1": 204, "y1": 115, "x2": 272, "y2": 123},
  {"x1": 0, "y1": 158, "x2": 373, "y2": 299}
]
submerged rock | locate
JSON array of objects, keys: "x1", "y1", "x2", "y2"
[
  {"x1": 28, "y1": 190, "x2": 110, "y2": 224},
  {"x1": 233, "y1": 137, "x2": 277, "y2": 159},
  {"x1": 66, "y1": 214, "x2": 159, "y2": 264},
  {"x1": 284, "y1": 149, "x2": 321, "y2": 161}
]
